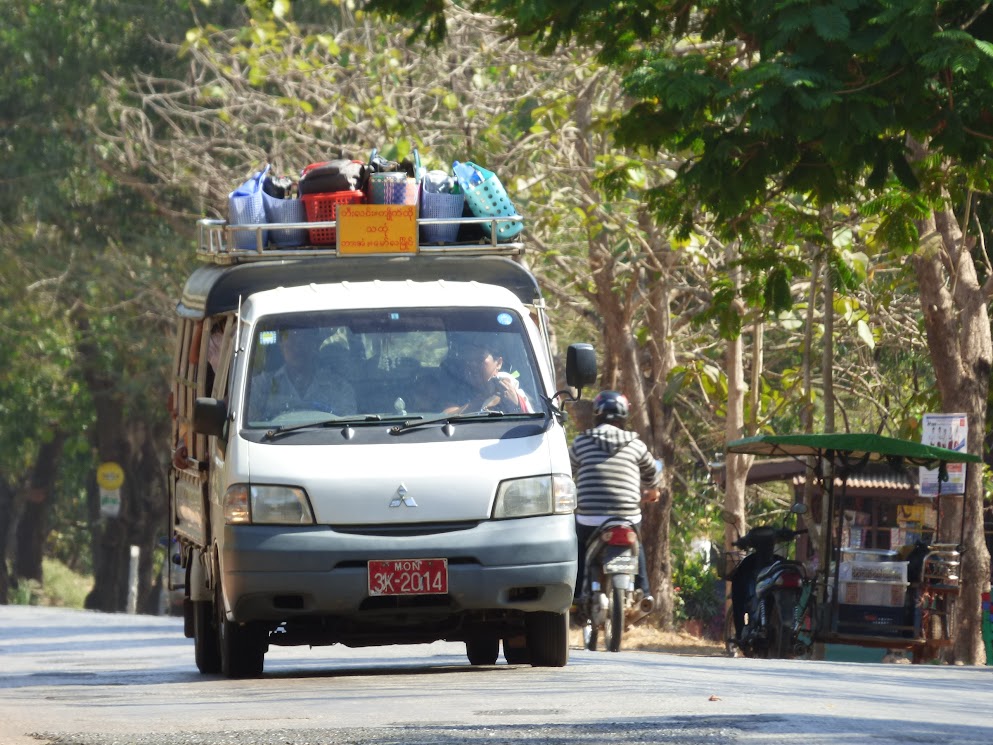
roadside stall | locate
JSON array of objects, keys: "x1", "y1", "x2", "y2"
[{"x1": 726, "y1": 432, "x2": 981, "y2": 663}]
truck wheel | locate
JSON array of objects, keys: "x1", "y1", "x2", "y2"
[
  {"x1": 526, "y1": 611, "x2": 569, "y2": 667},
  {"x1": 217, "y1": 604, "x2": 266, "y2": 678},
  {"x1": 502, "y1": 636, "x2": 530, "y2": 665},
  {"x1": 193, "y1": 600, "x2": 221, "y2": 674},
  {"x1": 604, "y1": 586, "x2": 624, "y2": 653},
  {"x1": 466, "y1": 637, "x2": 499, "y2": 665}
]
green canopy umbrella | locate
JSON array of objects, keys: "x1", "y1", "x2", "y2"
[{"x1": 727, "y1": 432, "x2": 980, "y2": 468}]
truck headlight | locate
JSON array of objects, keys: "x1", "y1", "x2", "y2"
[
  {"x1": 493, "y1": 474, "x2": 576, "y2": 519},
  {"x1": 223, "y1": 484, "x2": 314, "y2": 525}
]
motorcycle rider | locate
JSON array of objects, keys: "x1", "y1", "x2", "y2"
[{"x1": 570, "y1": 390, "x2": 661, "y2": 608}]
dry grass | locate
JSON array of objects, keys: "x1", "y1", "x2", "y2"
[{"x1": 571, "y1": 623, "x2": 727, "y2": 656}]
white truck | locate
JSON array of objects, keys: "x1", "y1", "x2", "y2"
[{"x1": 169, "y1": 210, "x2": 596, "y2": 677}]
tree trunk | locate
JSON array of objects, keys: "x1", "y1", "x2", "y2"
[
  {"x1": 724, "y1": 246, "x2": 751, "y2": 599},
  {"x1": 72, "y1": 306, "x2": 133, "y2": 612},
  {"x1": 642, "y1": 269, "x2": 678, "y2": 628},
  {"x1": 801, "y1": 252, "x2": 824, "y2": 556},
  {"x1": 912, "y1": 207, "x2": 992, "y2": 665},
  {"x1": 13, "y1": 433, "x2": 67, "y2": 584},
  {"x1": 0, "y1": 481, "x2": 14, "y2": 603},
  {"x1": 724, "y1": 330, "x2": 751, "y2": 603},
  {"x1": 135, "y1": 430, "x2": 170, "y2": 614}
]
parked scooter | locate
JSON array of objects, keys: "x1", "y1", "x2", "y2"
[
  {"x1": 728, "y1": 503, "x2": 810, "y2": 659},
  {"x1": 580, "y1": 517, "x2": 655, "y2": 652}
]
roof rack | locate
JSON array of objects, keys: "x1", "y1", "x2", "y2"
[{"x1": 197, "y1": 215, "x2": 525, "y2": 265}]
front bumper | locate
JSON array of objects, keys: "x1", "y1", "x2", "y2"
[{"x1": 218, "y1": 514, "x2": 577, "y2": 624}]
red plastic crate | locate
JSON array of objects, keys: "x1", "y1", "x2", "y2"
[{"x1": 301, "y1": 190, "x2": 365, "y2": 245}]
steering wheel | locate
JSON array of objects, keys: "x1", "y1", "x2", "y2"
[{"x1": 299, "y1": 399, "x2": 335, "y2": 414}]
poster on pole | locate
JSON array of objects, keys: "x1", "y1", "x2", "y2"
[{"x1": 919, "y1": 413, "x2": 967, "y2": 497}]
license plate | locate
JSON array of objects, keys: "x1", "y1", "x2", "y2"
[
  {"x1": 368, "y1": 558, "x2": 448, "y2": 596},
  {"x1": 604, "y1": 555, "x2": 638, "y2": 574}
]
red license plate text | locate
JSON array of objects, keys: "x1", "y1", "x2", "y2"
[{"x1": 368, "y1": 558, "x2": 448, "y2": 596}]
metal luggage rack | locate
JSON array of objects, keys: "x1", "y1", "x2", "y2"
[{"x1": 197, "y1": 216, "x2": 525, "y2": 264}]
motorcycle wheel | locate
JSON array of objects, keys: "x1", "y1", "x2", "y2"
[
  {"x1": 723, "y1": 605, "x2": 740, "y2": 658},
  {"x1": 766, "y1": 597, "x2": 793, "y2": 660},
  {"x1": 583, "y1": 619, "x2": 598, "y2": 651},
  {"x1": 604, "y1": 585, "x2": 624, "y2": 653},
  {"x1": 794, "y1": 595, "x2": 817, "y2": 659}
]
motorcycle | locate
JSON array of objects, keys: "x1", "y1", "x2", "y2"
[
  {"x1": 580, "y1": 517, "x2": 655, "y2": 652},
  {"x1": 728, "y1": 503, "x2": 811, "y2": 659}
]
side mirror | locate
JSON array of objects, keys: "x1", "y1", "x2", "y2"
[
  {"x1": 193, "y1": 397, "x2": 228, "y2": 438},
  {"x1": 565, "y1": 343, "x2": 597, "y2": 390}
]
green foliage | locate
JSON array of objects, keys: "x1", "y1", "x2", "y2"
[
  {"x1": 7, "y1": 559, "x2": 91, "y2": 608},
  {"x1": 672, "y1": 555, "x2": 723, "y2": 625},
  {"x1": 7, "y1": 578, "x2": 43, "y2": 606},
  {"x1": 369, "y1": 1, "x2": 993, "y2": 237}
]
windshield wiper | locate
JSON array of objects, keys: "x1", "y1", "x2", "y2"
[
  {"x1": 264, "y1": 414, "x2": 417, "y2": 441},
  {"x1": 390, "y1": 410, "x2": 543, "y2": 435}
]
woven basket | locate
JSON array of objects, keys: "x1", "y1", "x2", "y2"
[{"x1": 301, "y1": 191, "x2": 365, "y2": 245}]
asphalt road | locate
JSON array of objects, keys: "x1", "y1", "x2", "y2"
[{"x1": 1, "y1": 605, "x2": 991, "y2": 745}]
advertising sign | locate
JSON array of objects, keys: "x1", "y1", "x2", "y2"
[{"x1": 919, "y1": 413, "x2": 967, "y2": 496}]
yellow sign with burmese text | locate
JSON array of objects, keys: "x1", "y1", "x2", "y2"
[{"x1": 337, "y1": 204, "x2": 418, "y2": 255}]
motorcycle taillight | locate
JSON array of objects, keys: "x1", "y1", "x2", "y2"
[
  {"x1": 776, "y1": 572, "x2": 803, "y2": 589},
  {"x1": 605, "y1": 526, "x2": 638, "y2": 546}
]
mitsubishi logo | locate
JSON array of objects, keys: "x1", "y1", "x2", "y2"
[{"x1": 389, "y1": 483, "x2": 418, "y2": 508}]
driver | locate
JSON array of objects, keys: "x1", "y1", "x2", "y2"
[{"x1": 248, "y1": 328, "x2": 357, "y2": 420}]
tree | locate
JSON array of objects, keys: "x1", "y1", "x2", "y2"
[
  {"x1": 0, "y1": 0, "x2": 238, "y2": 609},
  {"x1": 366, "y1": 0, "x2": 993, "y2": 662}
]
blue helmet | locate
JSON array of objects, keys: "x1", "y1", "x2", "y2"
[{"x1": 592, "y1": 390, "x2": 629, "y2": 425}]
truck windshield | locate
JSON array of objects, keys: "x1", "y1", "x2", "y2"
[{"x1": 243, "y1": 307, "x2": 542, "y2": 429}]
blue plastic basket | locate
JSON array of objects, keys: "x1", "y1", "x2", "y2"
[
  {"x1": 262, "y1": 192, "x2": 306, "y2": 248},
  {"x1": 456, "y1": 161, "x2": 523, "y2": 240},
  {"x1": 228, "y1": 166, "x2": 270, "y2": 249},
  {"x1": 419, "y1": 188, "x2": 465, "y2": 244},
  {"x1": 228, "y1": 192, "x2": 268, "y2": 249}
]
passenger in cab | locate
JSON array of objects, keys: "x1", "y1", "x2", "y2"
[{"x1": 440, "y1": 336, "x2": 532, "y2": 415}]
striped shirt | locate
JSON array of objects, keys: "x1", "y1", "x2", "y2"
[{"x1": 569, "y1": 423, "x2": 660, "y2": 518}]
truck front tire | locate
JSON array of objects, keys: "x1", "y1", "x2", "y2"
[{"x1": 525, "y1": 610, "x2": 569, "y2": 667}]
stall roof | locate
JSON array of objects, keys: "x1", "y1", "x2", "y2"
[{"x1": 727, "y1": 432, "x2": 981, "y2": 467}]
